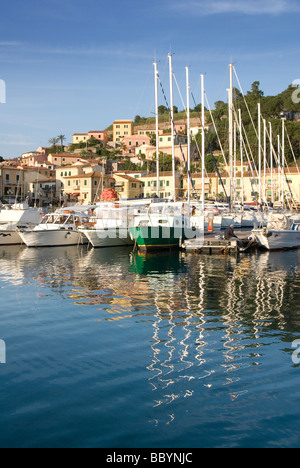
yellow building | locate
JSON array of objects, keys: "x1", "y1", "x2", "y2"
[
  {"x1": 142, "y1": 172, "x2": 182, "y2": 199},
  {"x1": 63, "y1": 172, "x2": 115, "y2": 205},
  {"x1": 113, "y1": 120, "x2": 133, "y2": 143},
  {"x1": 182, "y1": 173, "x2": 215, "y2": 200},
  {"x1": 72, "y1": 133, "x2": 89, "y2": 144},
  {"x1": 113, "y1": 174, "x2": 144, "y2": 200},
  {"x1": 0, "y1": 165, "x2": 25, "y2": 201}
]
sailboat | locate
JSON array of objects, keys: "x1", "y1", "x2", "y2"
[{"x1": 130, "y1": 56, "x2": 203, "y2": 252}]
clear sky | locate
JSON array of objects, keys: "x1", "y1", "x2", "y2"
[{"x1": 0, "y1": 0, "x2": 299, "y2": 158}]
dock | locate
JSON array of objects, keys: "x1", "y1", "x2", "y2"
[{"x1": 182, "y1": 231, "x2": 256, "y2": 255}]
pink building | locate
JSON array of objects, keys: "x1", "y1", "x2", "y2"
[
  {"x1": 88, "y1": 131, "x2": 109, "y2": 144},
  {"x1": 21, "y1": 152, "x2": 48, "y2": 167},
  {"x1": 48, "y1": 154, "x2": 83, "y2": 166},
  {"x1": 123, "y1": 134, "x2": 151, "y2": 155}
]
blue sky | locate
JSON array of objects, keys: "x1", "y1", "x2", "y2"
[{"x1": 0, "y1": 0, "x2": 299, "y2": 158}]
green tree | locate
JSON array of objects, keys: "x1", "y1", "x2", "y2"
[{"x1": 57, "y1": 134, "x2": 66, "y2": 147}]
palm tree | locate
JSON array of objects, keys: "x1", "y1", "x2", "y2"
[
  {"x1": 48, "y1": 137, "x2": 58, "y2": 147},
  {"x1": 57, "y1": 134, "x2": 66, "y2": 147}
]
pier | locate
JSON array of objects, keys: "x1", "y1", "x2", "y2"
[{"x1": 182, "y1": 231, "x2": 257, "y2": 255}]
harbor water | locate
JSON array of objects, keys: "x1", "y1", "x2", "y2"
[{"x1": 0, "y1": 245, "x2": 300, "y2": 448}]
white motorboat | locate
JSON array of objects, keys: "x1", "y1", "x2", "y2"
[
  {"x1": 253, "y1": 213, "x2": 300, "y2": 251},
  {"x1": 18, "y1": 206, "x2": 95, "y2": 248},
  {"x1": 79, "y1": 204, "x2": 135, "y2": 248},
  {"x1": 0, "y1": 202, "x2": 42, "y2": 245}
]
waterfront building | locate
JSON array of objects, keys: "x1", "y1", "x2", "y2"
[
  {"x1": 63, "y1": 172, "x2": 115, "y2": 205},
  {"x1": 142, "y1": 171, "x2": 182, "y2": 199},
  {"x1": 113, "y1": 174, "x2": 144, "y2": 200},
  {"x1": 29, "y1": 178, "x2": 57, "y2": 206},
  {"x1": 0, "y1": 164, "x2": 25, "y2": 202}
]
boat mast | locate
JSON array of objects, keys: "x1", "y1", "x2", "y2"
[
  {"x1": 269, "y1": 122, "x2": 274, "y2": 205},
  {"x1": 277, "y1": 134, "x2": 281, "y2": 204},
  {"x1": 201, "y1": 74, "x2": 205, "y2": 211},
  {"x1": 239, "y1": 109, "x2": 244, "y2": 204},
  {"x1": 263, "y1": 118, "x2": 267, "y2": 204},
  {"x1": 228, "y1": 63, "x2": 234, "y2": 208},
  {"x1": 282, "y1": 119, "x2": 285, "y2": 208},
  {"x1": 186, "y1": 66, "x2": 191, "y2": 204},
  {"x1": 153, "y1": 61, "x2": 160, "y2": 198},
  {"x1": 168, "y1": 53, "x2": 176, "y2": 201},
  {"x1": 258, "y1": 102, "x2": 262, "y2": 204}
]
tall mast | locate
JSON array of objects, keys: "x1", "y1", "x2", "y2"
[
  {"x1": 278, "y1": 134, "x2": 281, "y2": 204},
  {"x1": 153, "y1": 61, "x2": 160, "y2": 198},
  {"x1": 263, "y1": 118, "x2": 267, "y2": 204},
  {"x1": 228, "y1": 63, "x2": 234, "y2": 207},
  {"x1": 269, "y1": 122, "x2": 274, "y2": 205},
  {"x1": 186, "y1": 66, "x2": 191, "y2": 204},
  {"x1": 201, "y1": 74, "x2": 205, "y2": 211},
  {"x1": 258, "y1": 102, "x2": 262, "y2": 204},
  {"x1": 168, "y1": 53, "x2": 176, "y2": 201},
  {"x1": 239, "y1": 109, "x2": 244, "y2": 204},
  {"x1": 282, "y1": 119, "x2": 285, "y2": 208}
]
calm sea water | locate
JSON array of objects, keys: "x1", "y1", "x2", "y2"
[{"x1": 0, "y1": 245, "x2": 300, "y2": 448}]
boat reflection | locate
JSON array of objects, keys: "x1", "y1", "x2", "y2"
[{"x1": 0, "y1": 246, "x2": 299, "y2": 426}]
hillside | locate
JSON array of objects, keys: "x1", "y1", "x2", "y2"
[{"x1": 124, "y1": 82, "x2": 300, "y2": 163}]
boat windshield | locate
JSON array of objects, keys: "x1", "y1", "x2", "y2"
[
  {"x1": 41, "y1": 214, "x2": 56, "y2": 224},
  {"x1": 54, "y1": 215, "x2": 70, "y2": 225}
]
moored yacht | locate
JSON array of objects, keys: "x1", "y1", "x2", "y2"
[
  {"x1": 79, "y1": 204, "x2": 135, "y2": 248},
  {"x1": 129, "y1": 202, "x2": 203, "y2": 252},
  {"x1": 18, "y1": 206, "x2": 95, "y2": 248},
  {"x1": 253, "y1": 213, "x2": 300, "y2": 250},
  {"x1": 0, "y1": 202, "x2": 42, "y2": 246}
]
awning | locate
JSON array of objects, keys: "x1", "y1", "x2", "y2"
[{"x1": 71, "y1": 193, "x2": 80, "y2": 197}]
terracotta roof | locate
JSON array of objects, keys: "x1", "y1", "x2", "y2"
[{"x1": 114, "y1": 174, "x2": 139, "y2": 182}]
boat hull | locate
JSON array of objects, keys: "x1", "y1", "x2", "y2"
[
  {"x1": 80, "y1": 228, "x2": 134, "y2": 248},
  {"x1": 253, "y1": 229, "x2": 300, "y2": 251},
  {"x1": 19, "y1": 229, "x2": 88, "y2": 248},
  {"x1": 129, "y1": 226, "x2": 198, "y2": 252},
  {"x1": 0, "y1": 230, "x2": 24, "y2": 246}
]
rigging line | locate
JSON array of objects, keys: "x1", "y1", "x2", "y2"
[
  {"x1": 285, "y1": 126, "x2": 300, "y2": 176},
  {"x1": 173, "y1": 72, "x2": 188, "y2": 116},
  {"x1": 234, "y1": 114, "x2": 260, "y2": 205},
  {"x1": 134, "y1": 67, "x2": 154, "y2": 119},
  {"x1": 233, "y1": 65, "x2": 259, "y2": 141},
  {"x1": 157, "y1": 73, "x2": 200, "y2": 203},
  {"x1": 204, "y1": 92, "x2": 228, "y2": 168},
  {"x1": 190, "y1": 90, "x2": 229, "y2": 202}
]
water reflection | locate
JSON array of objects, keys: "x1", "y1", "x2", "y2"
[{"x1": 0, "y1": 246, "x2": 300, "y2": 427}]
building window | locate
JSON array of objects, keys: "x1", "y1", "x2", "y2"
[
  {"x1": 5, "y1": 174, "x2": 9, "y2": 181},
  {"x1": 84, "y1": 180, "x2": 87, "y2": 186}
]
